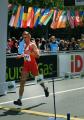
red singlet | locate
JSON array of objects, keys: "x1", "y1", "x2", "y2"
[{"x1": 22, "y1": 43, "x2": 38, "y2": 76}]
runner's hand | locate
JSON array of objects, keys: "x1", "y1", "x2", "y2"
[{"x1": 16, "y1": 54, "x2": 24, "y2": 59}]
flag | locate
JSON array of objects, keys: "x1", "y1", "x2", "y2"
[
  {"x1": 9, "y1": 5, "x2": 18, "y2": 27},
  {"x1": 9, "y1": 15, "x2": 15, "y2": 27},
  {"x1": 27, "y1": 7, "x2": 34, "y2": 28},
  {"x1": 50, "y1": 10, "x2": 62, "y2": 29},
  {"x1": 39, "y1": 8, "x2": 50, "y2": 25},
  {"x1": 13, "y1": 5, "x2": 21, "y2": 27},
  {"x1": 56, "y1": 11, "x2": 67, "y2": 28},
  {"x1": 71, "y1": 10, "x2": 75, "y2": 28},
  {"x1": 27, "y1": 7, "x2": 32, "y2": 27},
  {"x1": 50, "y1": 9, "x2": 58, "y2": 29},
  {"x1": 67, "y1": 10, "x2": 75, "y2": 28},
  {"x1": 17, "y1": 6, "x2": 24, "y2": 28},
  {"x1": 43, "y1": 9, "x2": 54, "y2": 26},
  {"x1": 30, "y1": 7, "x2": 34, "y2": 28},
  {"x1": 74, "y1": 10, "x2": 80, "y2": 27},
  {"x1": 21, "y1": 6, "x2": 28, "y2": 28},
  {"x1": 79, "y1": 11, "x2": 84, "y2": 27},
  {"x1": 34, "y1": 7, "x2": 41, "y2": 27},
  {"x1": 12, "y1": 5, "x2": 18, "y2": 15}
]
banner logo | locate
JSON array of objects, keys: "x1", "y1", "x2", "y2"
[{"x1": 71, "y1": 55, "x2": 83, "y2": 72}]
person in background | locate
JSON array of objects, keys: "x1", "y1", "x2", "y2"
[
  {"x1": 18, "y1": 36, "x2": 25, "y2": 54},
  {"x1": 79, "y1": 34, "x2": 84, "y2": 50},
  {"x1": 11, "y1": 37, "x2": 18, "y2": 53},
  {"x1": 59, "y1": 39, "x2": 65, "y2": 51},
  {"x1": 48, "y1": 35, "x2": 59, "y2": 52},
  {"x1": 13, "y1": 31, "x2": 49, "y2": 106},
  {"x1": 6, "y1": 37, "x2": 18, "y2": 53},
  {"x1": 6, "y1": 38, "x2": 12, "y2": 53},
  {"x1": 35, "y1": 38, "x2": 41, "y2": 49},
  {"x1": 40, "y1": 38, "x2": 47, "y2": 51}
]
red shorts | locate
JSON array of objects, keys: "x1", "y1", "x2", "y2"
[{"x1": 22, "y1": 60, "x2": 38, "y2": 76}]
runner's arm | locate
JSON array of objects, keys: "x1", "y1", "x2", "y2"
[{"x1": 30, "y1": 44, "x2": 40, "y2": 58}]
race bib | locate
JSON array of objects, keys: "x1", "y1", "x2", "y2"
[{"x1": 24, "y1": 54, "x2": 31, "y2": 61}]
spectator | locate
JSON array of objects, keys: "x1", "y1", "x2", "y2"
[
  {"x1": 6, "y1": 37, "x2": 18, "y2": 53},
  {"x1": 6, "y1": 38, "x2": 12, "y2": 53},
  {"x1": 40, "y1": 38, "x2": 47, "y2": 51},
  {"x1": 48, "y1": 36, "x2": 59, "y2": 52},
  {"x1": 35, "y1": 38, "x2": 41, "y2": 49},
  {"x1": 59, "y1": 39, "x2": 65, "y2": 51},
  {"x1": 11, "y1": 37, "x2": 18, "y2": 53},
  {"x1": 18, "y1": 37, "x2": 25, "y2": 54}
]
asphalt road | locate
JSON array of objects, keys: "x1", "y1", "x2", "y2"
[{"x1": 0, "y1": 78, "x2": 84, "y2": 120}]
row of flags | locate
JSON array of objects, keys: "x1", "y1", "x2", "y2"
[{"x1": 9, "y1": 5, "x2": 84, "y2": 29}]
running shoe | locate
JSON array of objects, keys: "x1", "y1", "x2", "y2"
[
  {"x1": 44, "y1": 87, "x2": 49, "y2": 97},
  {"x1": 13, "y1": 99, "x2": 22, "y2": 106}
]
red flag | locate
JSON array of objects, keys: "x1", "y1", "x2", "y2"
[
  {"x1": 27, "y1": 7, "x2": 34, "y2": 28},
  {"x1": 21, "y1": 6, "x2": 28, "y2": 28},
  {"x1": 50, "y1": 10, "x2": 62, "y2": 29},
  {"x1": 74, "y1": 10, "x2": 80, "y2": 27}
]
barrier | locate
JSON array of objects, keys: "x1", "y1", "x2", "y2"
[
  {"x1": 6, "y1": 53, "x2": 57, "y2": 82},
  {"x1": 6, "y1": 50, "x2": 84, "y2": 84},
  {"x1": 58, "y1": 51, "x2": 84, "y2": 78}
]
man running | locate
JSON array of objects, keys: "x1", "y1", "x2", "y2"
[{"x1": 14, "y1": 31, "x2": 49, "y2": 106}]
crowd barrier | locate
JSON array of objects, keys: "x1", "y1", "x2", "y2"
[
  {"x1": 57, "y1": 50, "x2": 84, "y2": 78},
  {"x1": 6, "y1": 52, "x2": 57, "y2": 83},
  {"x1": 6, "y1": 50, "x2": 84, "y2": 83}
]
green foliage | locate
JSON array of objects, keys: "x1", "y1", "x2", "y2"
[
  {"x1": 8, "y1": 0, "x2": 64, "y2": 9},
  {"x1": 8, "y1": 0, "x2": 84, "y2": 10}
]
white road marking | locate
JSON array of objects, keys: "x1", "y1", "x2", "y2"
[{"x1": 0, "y1": 86, "x2": 84, "y2": 105}]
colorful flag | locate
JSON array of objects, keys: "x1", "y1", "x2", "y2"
[
  {"x1": 30, "y1": 7, "x2": 34, "y2": 28},
  {"x1": 9, "y1": 5, "x2": 18, "y2": 27},
  {"x1": 50, "y1": 10, "x2": 62, "y2": 29},
  {"x1": 9, "y1": 15, "x2": 15, "y2": 27},
  {"x1": 74, "y1": 10, "x2": 80, "y2": 27},
  {"x1": 79, "y1": 11, "x2": 84, "y2": 27},
  {"x1": 21, "y1": 6, "x2": 28, "y2": 28},
  {"x1": 50, "y1": 9, "x2": 58, "y2": 29},
  {"x1": 56, "y1": 11, "x2": 67, "y2": 28},
  {"x1": 43, "y1": 9, "x2": 54, "y2": 26},
  {"x1": 67, "y1": 10, "x2": 75, "y2": 28},
  {"x1": 27, "y1": 7, "x2": 34, "y2": 28},
  {"x1": 13, "y1": 5, "x2": 21, "y2": 27},
  {"x1": 39, "y1": 8, "x2": 50, "y2": 25},
  {"x1": 12, "y1": 5, "x2": 18, "y2": 15},
  {"x1": 34, "y1": 7, "x2": 41, "y2": 27},
  {"x1": 17, "y1": 6, "x2": 24, "y2": 28}
]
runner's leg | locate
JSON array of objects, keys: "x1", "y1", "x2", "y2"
[
  {"x1": 13, "y1": 71, "x2": 28, "y2": 106},
  {"x1": 19, "y1": 71, "x2": 28, "y2": 98},
  {"x1": 31, "y1": 62, "x2": 49, "y2": 97}
]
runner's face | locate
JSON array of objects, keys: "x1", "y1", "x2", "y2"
[{"x1": 23, "y1": 34, "x2": 30, "y2": 43}]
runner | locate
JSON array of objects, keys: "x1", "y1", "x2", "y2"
[{"x1": 14, "y1": 31, "x2": 49, "y2": 106}]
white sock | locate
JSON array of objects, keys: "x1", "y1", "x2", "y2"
[{"x1": 19, "y1": 96, "x2": 22, "y2": 100}]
